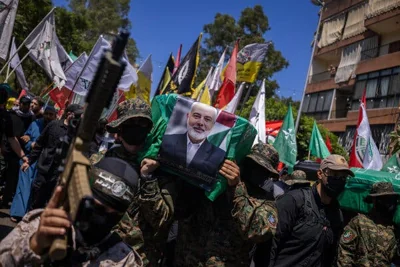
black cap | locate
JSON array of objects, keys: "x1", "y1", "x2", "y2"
[
  {"x1": 65, "y1": 104, "x2": 84, "y2": 115},
  {"x1": 90, "y1": 157, "x2": 139, "y2": 212},
  {"x1": 44, "y1": 105, "x2": 56, "y2": 113},
  {"x1": 20, "y1": 96, "x2": 32, "y2": 105}
]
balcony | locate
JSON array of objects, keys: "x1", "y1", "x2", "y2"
[
  {"x1": 365, "y1": 0, "x2": 400, "y2": 34},
  {"x1": 321, "y1": 0, "x2": 367, "y2": 21}
]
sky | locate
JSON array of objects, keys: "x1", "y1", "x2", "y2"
[{"x1": 53, "y1": 0, "x2": 320, "y2": 100}]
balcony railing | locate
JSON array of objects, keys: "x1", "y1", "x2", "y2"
[{"x1": 309, "y1": 71, "x2": 333, "y2": 84}]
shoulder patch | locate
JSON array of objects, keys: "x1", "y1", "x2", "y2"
[
  {"x1": 341, "y1": 229, "x2": 357, "y2": 243},
  {"x1": 267, "y1": 211, "x2": 277, "y2": 228}
]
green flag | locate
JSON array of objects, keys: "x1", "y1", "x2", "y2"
[
  {"x1": 382, "y1": 154, "x2": 400, "y2": 174},
  {"x1": 273, "y1": 105, "x2": 297, "y2": 169},
  {"x1": 309, "y1": 121, "x2": 331, "y2": 159}
]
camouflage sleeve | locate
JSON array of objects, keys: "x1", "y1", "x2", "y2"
[
  {"x1": 0, "y1": 210, "x2": 44, "y2": 265},
  {"x1": 232, "y1": 181, "x2": 277, "y2": 243},
  {"x1": 337, "y1": 218, "x2": 359, "y2": 267},
  {"x1": 137, "y1": 176, "x2": 175, "y2": 235},
  {"x1": 89, "y1": 150, "x2": 106, "y2": 165}
]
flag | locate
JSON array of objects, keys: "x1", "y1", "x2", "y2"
[
  {"x1": 207, "y1": 111, "x2": 237, "y2": 151},
  {"x1": 25, "y1": 9, "x2": 67, "y2": 88},
  {"x1": 208, "y1": 48, "x2": 226, "y2": 98},
  {"x1": 237, "y1": 43, "x2": 270, "y2": 83},
  {"x1": 214, "y1": 40, "x2": 239, "y2": 109},
  {"x1": 249, "y1": 79, "x2": 266, "y2": 145},
  {"x1": 108, "y1": 89, "x2": 126, "y2": 122},
  {"x1": 273, "y1": 105, "x2": 297, "y2": 169},
  {"x1": 64, "y1": 53, "x2": 89, "y2": 95},
  {"x1": 9, "y1": 37, "x2": 28, "y2": 90},
  {"x1": 49, "y1": 87, "x2": 73, "y2": 109},
  {"x1": 199, "y1": 86, "x2": 211, "y2": 106},
  {"x1": 0, "y1": 0, "x2": 19, "y2": 60},
  {"x1": 173, "y1": 44, "x2": 182, "y2": 75},
  {"x1": 349, "y1": 90, "x2": 383, "y2": 170},
  {"x1": 266, "y1": 120, "x2": 283, "y2": 145},
  {"x1": 55, "y1": 35, "x2": 73, "y2": 71},
  {"x1": 326, "y1": 134, "x2": 332, "y2": 152},
  {"x1": 309, "y1": 121, "x2": 331, "y2": 159},
  {"x1": 225, "y1": 82, "x2": 245, "y2": 114},
  {"x1": 125, "y1": 54, "x2": 152, "y2": 103},
  {"x1": 382, "y1": 154, "x2": 400, "y2": 174},
  {"x1": 79, "y1": 36, "x2": 138, "y2": 95},
  {"x1": 168, "y1": 34, "x2": 202, "y2": 95},
  {"x1": 154, "y1": 54, "x2": 174, "y2": 96},
  {"x1": 69, "y1": 51, "x2": 78, "y2": 61},
  {"x1": 192, "y1": 67, "x2": 213, "y2": 101}
]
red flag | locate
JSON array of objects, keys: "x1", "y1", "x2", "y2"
[
  {"x1": 214, "y1": 39, "x2": 239, "y2": 109},
  {"x1": 49, "y1": 87, "x2": 73, "y2": 110},
  {"x1": 349, "y1": 89, "x2": 367, "y2": 168},
  {"x1": 18, "y1": 89, "x2": 28, "y2": 99},
  {"x1": 173, "y1": 44, "x2": 182, "y2": 75},
  {"x1": 325, "y1": 134, "x2": 332, "y2": 153},
  {"x1": 108, "y1": 89, "x2": 126, "y2": 122}
]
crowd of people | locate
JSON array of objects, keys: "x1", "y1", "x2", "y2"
[{"x1": 0, "y1": 82, "x2": 399, "y2": 266}]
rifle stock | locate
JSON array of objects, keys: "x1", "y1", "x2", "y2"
[{"x1": 49, "y1": 32, "x2": 129, "y2": 261}]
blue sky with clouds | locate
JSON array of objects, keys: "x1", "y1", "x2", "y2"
[{"x1": 53, "y1": 0, "x2": 320, "y2": 99}]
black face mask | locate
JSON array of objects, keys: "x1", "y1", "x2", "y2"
[
  {"x1": 77, "y1": 204, "x2": 123, "y2": 246},
  {"x1": 119, "y1": 125, "x2": 149, "y2": 146},
  {"x1": 323, "y1": 175, "x2": 346, "y2": 198},
  {"x1": 375, "y1": 199, "x2": 398, "y2": 217}
]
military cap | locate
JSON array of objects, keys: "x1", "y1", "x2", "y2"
[
  {"x1": 246, "y1": 143, "x2": 279, "y2": 178},
  {"x1": 285, "y1": 170, "x2": 310, "y2": 186},
  {"x1": 65, "y1": 103, "x2": 84, "y2": 116},
  {"x1": 365, "y1": 182, "x2": 400, "y2": 203},
  {"x1": 320, "y1": 154, "x2": 354, "y2": 177},
  {"x1": 106, "y1": 98, "x2": 152, "y2": 133},
  {"x1": 90, "y1": 157, "x2": 139, "y2": 212}
]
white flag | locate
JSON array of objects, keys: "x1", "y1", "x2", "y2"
[
  {"x1": 224, "y1": 82, "x2": 245, "y2": 114},
  {"x1": 249, "y1": 79, "x2": 266, "y2": 145},
  {"x1": 64, "y1": 53, "x2": 89, "y2": 95},
  {"x1": 9, "y1": 37, "x2": 28, "y2": 89},
  {"x1": 208, "y1": 48, "x2": 226, "y2": 98},
  {"x1": 55, "y1": 35, "x2": 73, "y2": 71},
  {"x1": 358, "y1": 103, "x2": 383, "y2": 170},
  {"x1": 0, "y1": 0, "x2": 19, "y2": 60},
  {"x1": 25, "y1": 10, "x2": 67, "y2": 88},
  {"x1": 80, "y1": 36, "x2": 138, "y2": 94}
]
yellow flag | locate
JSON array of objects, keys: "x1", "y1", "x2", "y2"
[
  {"x1": 191, "y1": 78, "x2": 206, "y2": 100},
  {"x1": 159, "y1": 67, "x2": 171, "y2": 95},
  {"x1": 125, "y1": 55, "x2": 152, "y2": 103},
  {"x1": 199, "y1": 86, "x2": 211, "y2": 105},
  {"x1": 237, "y1": 43, "x2": 270, "y2": 83}
]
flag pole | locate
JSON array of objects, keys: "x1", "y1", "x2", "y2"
[
  {"x1": 308, "y1": 150, "x2": 311, "y2": 161},
  {"x1": 238, "y1": 83, "x2": 251, "y2": 115},
  {"x1": 4, "y1": 51, "x2": 31, "y2": 82},
  {"x1": 295, "y1": 4, "x2": 323, "y2": 133},
  {"x1": 0, "y1": 7, "x2": 56, "y2": 75}
]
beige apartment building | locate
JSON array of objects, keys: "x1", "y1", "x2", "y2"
[{"x1": 302, "y1": 0, "x2": 400, "y2": 157}]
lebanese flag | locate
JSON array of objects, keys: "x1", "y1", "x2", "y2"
[
  {"x1": 214, "y1": 40, "x2": 239, "y2": 109},
  {"x1": 349, "y1": 90, "x2": 383, "y2": 170}
]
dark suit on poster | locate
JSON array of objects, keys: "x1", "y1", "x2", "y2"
[{"x1": 160, "y1": 132, "x2": 225, "y2": 177}]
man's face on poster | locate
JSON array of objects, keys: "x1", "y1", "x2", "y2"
[{"x1": 187, "y1": 103, "x2": 217, "y2": 143}]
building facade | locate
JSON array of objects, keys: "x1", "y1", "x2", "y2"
[{"x1": 303, "y1": 0, "x2": 400, "y2": 158}]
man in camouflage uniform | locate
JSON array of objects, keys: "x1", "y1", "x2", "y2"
[
  {"x1": 337, "y1": 182, "x2": 400, "y2": 266},
  {"x1": 91, "y1": 98, "x2": 175, "y2": 266},
  {"x1": 231, "y1": 143, "x2": 279, "y2": 266}
]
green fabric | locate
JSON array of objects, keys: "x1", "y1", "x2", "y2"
[
  {"x1": 141, "y1": 94, "x2": 256, "y2": 201},
  {"x1": 273, "y1": 105, "x2": 297, "y2": 170},
  {"x1": 309, "y1": 121, "x2": 330, "y2": 159},
  {"x1": 338, "y1": 168, "x2": 400, "y2": 226},
  {"x1": 69, "y1": 51, "x2": 78, "y2": 61},
  {"x1": 381, "y1": 154, "x2": 400, "y2": 174}
]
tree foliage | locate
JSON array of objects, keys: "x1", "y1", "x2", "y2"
[
  {"x1": 240, "y1": 96, "x2": 348, "y2": 160},
  {"x1": 198, "y1": 5, "x2": 289, "y2": 100},
  {"x1": 0, "y1": 0, "x2": 138, "y2": 94}
]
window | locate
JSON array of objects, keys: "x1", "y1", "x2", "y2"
[
  {"x1": 352, "y1": 67, "x2": 400, "y2": 110},
  {"x1": 389, "y1": 41, "x2": 400, "y2": 54},
  {"x1": 303, "y1": 90, "x2": 334, "y2": 120}
]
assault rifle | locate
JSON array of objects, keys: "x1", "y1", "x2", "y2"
[{"x1": 49, "y1": 31, "x2": 129, "y2": 261}]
